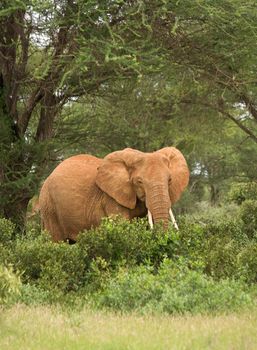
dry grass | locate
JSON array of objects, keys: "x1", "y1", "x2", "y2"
[{"x1": 0, "y1": 304, "x2": 257, "y2": 350}]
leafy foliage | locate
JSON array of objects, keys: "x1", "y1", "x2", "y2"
[
  {"x1": 228, "y1": 182, "x2": 257, "y2": 205},
  {"x1": 0, "y1": 209, "x2": 257, "y2": 313},
  {"x1": 0, "y1": 264, "x2": 21, "y2": 304},
  {"x1": 0, "y1": 217, "x2": 15, "y2": 243},
  {"x1": 240, "y1": 200, "x2": 257, "y2": 239},
  {"x1": 1, "y1": 0, "x2": 257, "y2": 226},
  {"x1": 77, "y1": 217, "x2": 180, "y2": 268},
  {"x1": 97, "y1": 259, "x2": 253, "y2": 314}
]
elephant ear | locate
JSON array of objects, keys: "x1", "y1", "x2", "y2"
[
  {"x1": 96, "y1": 148, "x2": 143, "y2": 209},
  {"x1": 157, "y1": 147, "x2": 190, "y2": 205}
]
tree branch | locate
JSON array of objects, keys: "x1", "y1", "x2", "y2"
[
  {"x1": 238, "y1": 93, "x2": 257, "y2": 123},
  {"x1": 221, "y1": 109, "x2": 257, "y2": 143},
  {"x1": 181, "y1": 98, "x2": 257, "y2": 144},
  {"x1": 18, "y1": 1, "x2": 76, "y2": 138}
]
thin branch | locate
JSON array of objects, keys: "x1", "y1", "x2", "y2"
[
  {"x1": 181, "y1": 98, "x2": 257, "y2": 144},
  {"x1": 222, "y1": 110, "x2": 257, "y2": 143},
  {"x1": 239, "y1": 93, "x2": 257, "y2": 123},
  {"x1": 18, "y1": 87, "x2": 44, "y2": 134},
  {"x1": 19, "y1": 2, "x2": 76, "y2": 137}
]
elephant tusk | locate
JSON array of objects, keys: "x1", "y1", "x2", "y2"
[
  {"x1": 147, "y1": 210, "x2": 153, "y2": 229},
  {"x1": 169, "y1": 208, "x2": 179, "y2": 230}
]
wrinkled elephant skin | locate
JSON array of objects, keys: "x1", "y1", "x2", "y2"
[{"x1": 39, "y1": 147, "x2": 189, "y2": 241}]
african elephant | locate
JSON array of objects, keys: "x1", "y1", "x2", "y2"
[{"x1": 39, "y1": 147, "x2": 189, "y2": 241}]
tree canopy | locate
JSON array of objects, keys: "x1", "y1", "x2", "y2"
[{"x1": 0, "y1": 0, "x2": 256, "y2": 226}]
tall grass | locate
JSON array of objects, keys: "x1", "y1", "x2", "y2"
[{"x1": 0, "y1": 304, "x2": 257, "y2": 350}]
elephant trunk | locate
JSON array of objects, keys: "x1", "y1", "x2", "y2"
[{"x1": 146, "y1": 184, "x2": 171, "y2": 229}]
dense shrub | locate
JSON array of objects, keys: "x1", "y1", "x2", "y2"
[
  {"x1": 18, "y1": 284, "x2": 54, "y2": 305},
  {"x1": 201, "y1": 222, "x2": 252, "y2": 282},
  {"x1": 0, "y1": 211, "x2": 256, "y2": 312},
  {"x1": 0, "y1": 218, "x2": 16, "y2": 243},
  {"x1": 10, "y1": 235, "x2": 89, "y2": 294},
  {"x1": 204, "y1": 236, "x2": 242, "y2": 280},
  {"x1": 228, "y1": 182, "x2": 257, "y2": 205},
  {"x1": 238, "y1": 242, "x2": 257, "y2": 283},
  {"x1": 39, "y1": 244, "x2": 88, "y2": 293},
  {"x1": 181, "y1": 202, "x2": 240, "y2": 226},
  {"x1": 197, "y1": 218, "x2": 256, "y2": 282},
  {"x1": 97, "y1": 259, "x2": 254, "y2": 314},
  {"x1": 239, "y1": 200, "x2": 257, "y2": 239},
  {"x1": 0, "y1": 264, "x2": 21, "y2": 304},
  {"x1": 77, "y1": 217, "x2": 180, "y2": 268},
  {"x1": 0, "y1": 243, "x2": 12, "y2": 266},
  {"x1": 0, "y1": 218, "x2": 17, "y2": 268},
  {"x1": 173, "y1": 222, "x2": 207, "y2": 271}
]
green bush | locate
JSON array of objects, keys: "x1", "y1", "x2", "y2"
[
  {"x1": 0, "y1": 243, "x2": 12, "y2": 266},
  {"x1": 200, "y1": 220, "x2": 251, "y2": 280},
  {"x1": 175, "y1": 218, "x2": 254, "y2": 280},
  {"x1": 181, "y1": 202, "x2": 240, "y2": 226},
  {"x1": 11, "y1": 235, "x2": 89, "y2": 294},
  {"x1": 238, "y1": 242, "x2": 257, "y2": 283},
  {"x1": 0, "y1": 217, "x2": 16, "y2": 243},
  {"x1": 174, "y1": 222, "x2": 207, "y2": 271},
  {"x1": 39, "y1": 244, "x2": 88, "y2": 293},
  {"x1": 0, "y1": 212, "x2": 256, "y2": 311},
  {"x1": 228, "y1": 182, "x2": 257, "y2": 205},
  {"x1": 18, "y1": 284, "x2": 54, "y2": 305},
  {"x1": 239, "y1": 200, "x2": 257, "y2": 239},
  {"x1": 3, "y1": 217, "x2": 207, "y2": 296},
  {"x1": 0, "y1": 264, "x2": 21, "y2": 304},
  {"x1": 97, "y1": 259, "x2": 254, "y2": 314},
  {"x1": 77, "y1": 217, "x2": 180, "y2": 268},
  {"x1": 11, "y1": 236, "x2": 54, "y2": 281},
  {"x1": 3, "y1": 217, "x2": 180, "y2": 295}
]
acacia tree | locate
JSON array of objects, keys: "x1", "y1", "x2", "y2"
[
  {"x1": 0, "y1": 0, "x2": 256, "y2": 226},
  {"x1": 149, "y1": 0, "x2": 257, "y2": 142},
  {"x1": 0, "y1": 0, "x2": 162, "y2": 226},
  {"x1": 62, "y1": 0, "x2": 257, "y2": 205}
]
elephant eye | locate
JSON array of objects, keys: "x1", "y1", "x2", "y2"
[
  {"x1": 168, "y1": 177, "x2": 172, "y2": 184},
  {"x1": 136, "y1": 177, "x2": 143, "y2": 184}
]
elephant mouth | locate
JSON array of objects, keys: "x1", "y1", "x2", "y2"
[
  {"x1": 138, "y1": 194, "x2": 146, "y2": 201},
  {"x1": 147, "y1": 209, "x2": 179, "y2": 230}
]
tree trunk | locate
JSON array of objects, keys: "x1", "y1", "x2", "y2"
[
  {"x1": 210, "y1": 184, "x2": 220, "y2": 205},
  {"x1": 0, "y1": 74, "x2": 39, "y2": 229}
]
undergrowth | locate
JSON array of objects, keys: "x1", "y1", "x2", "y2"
[{"x1": 0, "y1": 194, "x2": 257, "y2": 314}]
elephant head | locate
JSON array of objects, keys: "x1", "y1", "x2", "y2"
[{"x1": 96, "y1": 147, "x2": 189, "y2": 229}]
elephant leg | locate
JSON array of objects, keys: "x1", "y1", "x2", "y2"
[{"x1": 42, "y1": 212, "x2": 64, "y2": 242}]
